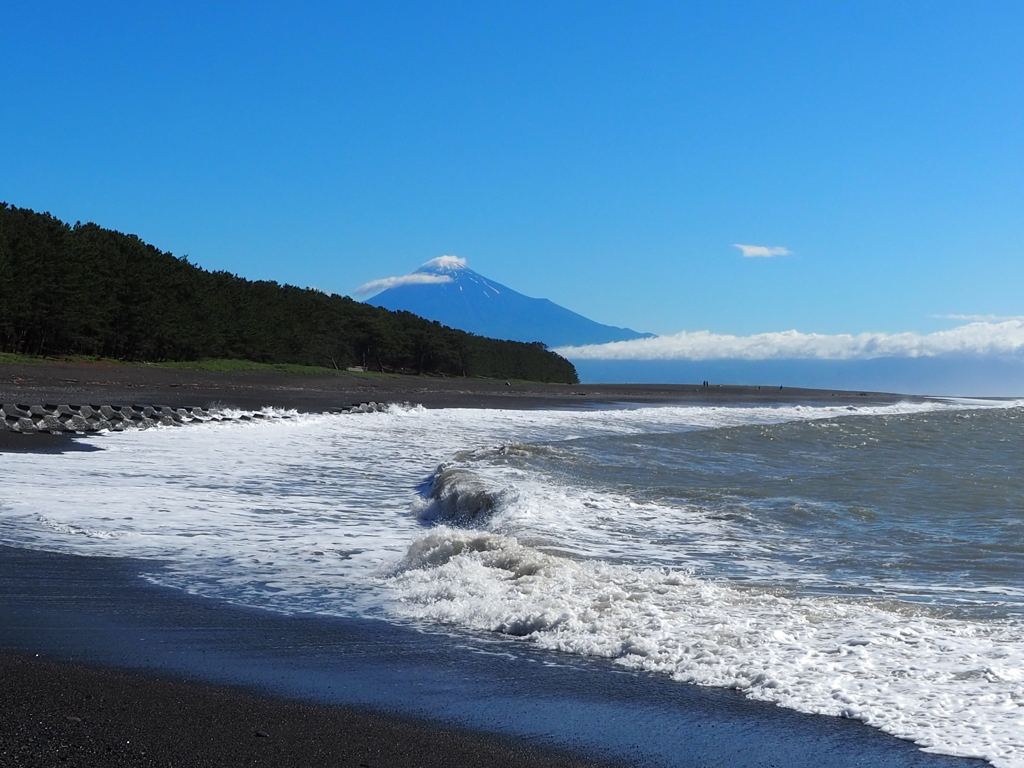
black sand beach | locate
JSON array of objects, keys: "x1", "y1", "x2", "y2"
[
  {"x1": 0, "y1": 545, "x2": 986, "y2": 768},
  {"x1": 1, "y1": 360, "x2": 985, "y2": 768},
  {"x1": 0, "y1": 651, "x2": 611, "y2": 768},
  {"x1": 0, "y1": 358, "x2": 917, "y2": 413}
]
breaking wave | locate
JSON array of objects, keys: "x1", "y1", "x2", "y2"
[
  {"x1": 414, "y1": 467, "x2": 504, "y2": 525},
  {"x1": 387, "y1": 525, "x2": 1024, "y2": 767}
]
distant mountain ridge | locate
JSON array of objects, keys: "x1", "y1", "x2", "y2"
[{"x1": 365, "y1": 257, "x2": 653, "y2": 348}]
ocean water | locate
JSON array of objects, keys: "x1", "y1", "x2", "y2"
[{"x1": 2, "y1": 399, "x2": 1023, "y2": 766}]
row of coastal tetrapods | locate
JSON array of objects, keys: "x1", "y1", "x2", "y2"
[{"x1": 0, "y1": 402, "x2": 388, "y2": 434}]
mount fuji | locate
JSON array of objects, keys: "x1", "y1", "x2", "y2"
[{"x1": 359, "y1": 257, "x2": 652, "y2": 348}]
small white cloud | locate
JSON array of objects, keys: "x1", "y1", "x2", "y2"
[
  {"x1": 556, "y1": 319, "x2": 1024, "y2": 361},
  {"x1": 419, "y1": 255, "x2": 467, "y2": 272},
  {"x1": 734, "y1": 244, "x2": 791, "y2": 258},
  {"x1": 354, "y1": 273, "x2": 453, "y2": 297}
]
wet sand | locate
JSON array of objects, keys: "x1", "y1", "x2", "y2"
[
  {"x1": 0, "y1": 651, "x2": 610, "y2": 768},
  {"x1": 0, "y1": 545, "x2": 985, "y2": 768}
]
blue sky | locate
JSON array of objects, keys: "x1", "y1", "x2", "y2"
[{"x1": 3, "y1": 2, "x2": 1023, "y2": 379}]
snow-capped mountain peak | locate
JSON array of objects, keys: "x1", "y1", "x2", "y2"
[
  {"x1": 416, "y1": 255, "x2": 468, "y2": 275},
  {"x1": 361, "y1": 257, "x2": 652, "y2": 348}
]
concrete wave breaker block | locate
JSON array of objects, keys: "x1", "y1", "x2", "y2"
[{"x1": 1, "y1": 403, "x2": 329, "y2": 433}]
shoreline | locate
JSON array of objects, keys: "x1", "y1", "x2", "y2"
[
  {"x1": 0, "y1": 545, "x2": 986, "y2": 768},
  {"x1": 0, "y1": 359, "x2": 990, "y2": 767},
  {"x1": 1, "y1": 360, "x2": 925, "y2": 454}
]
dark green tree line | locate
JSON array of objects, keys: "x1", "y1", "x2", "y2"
[{"x1": 0, "y1": 204, "x2": 578, "y2": 384}]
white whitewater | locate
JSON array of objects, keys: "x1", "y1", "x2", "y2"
[{"x1": 1, "y1": 399, "x2": 1023, "y2": 766}]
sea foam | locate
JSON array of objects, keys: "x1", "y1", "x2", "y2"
[
  {"x1": 1, "y1": 398, "x2": 1022, "y2": 765},
  {"x1": 387, "y1": 526, "x2": 1024, "y2": 766}
]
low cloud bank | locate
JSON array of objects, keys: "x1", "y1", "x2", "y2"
[
  {"x1": 935, "y1": 314, "x2": 1024, "y2": 322},
  {"x1": 354, "y1": 272, "x2": 453, "y2": 298},
  {"x1": 556, "y1": 320, "x2": 1024, "y2": 361}
]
